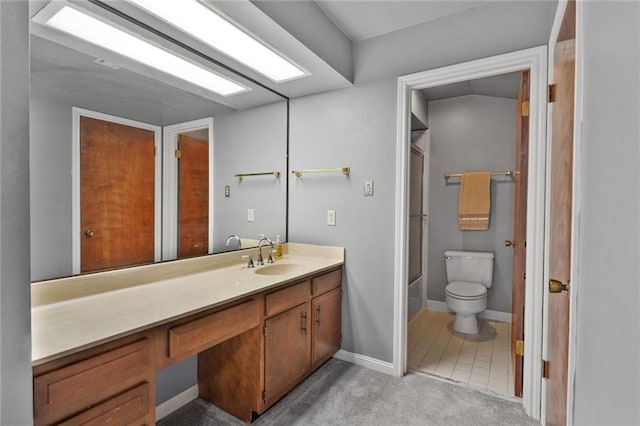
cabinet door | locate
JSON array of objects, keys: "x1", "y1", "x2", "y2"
[
  {"x1": 312, "y1": 287, "x2": 342, "y2": 368},
  {"x1": 264, "y1": 303, "x2": 310, "y2": 403}
]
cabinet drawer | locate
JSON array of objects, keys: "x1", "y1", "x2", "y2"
[
  {"x1": 169, "y1": 297, "x2": 259, "y2": 359},
  {"x1": 265, "y1": 281, "x2": 309, "y2": 317},
  {"x1": 59, "y1": 382, "x2": 150, "y2": 426},
  {"x1": 312, "y1": 268, "x2": 342, "y2": 296},
  {"x1": 34, "y1": 339, "x2": 151, "y2": 425}
]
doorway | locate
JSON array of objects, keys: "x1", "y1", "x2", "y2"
[
  {"x1": 394, "y1": 47, "x2": 548, "y2": 420},
  {"x1": 162, "y1": 118, "x2": 214, "y2": 260},
  {"x1": 406, "y1": 70, "x2": 528, "y2": 399}
]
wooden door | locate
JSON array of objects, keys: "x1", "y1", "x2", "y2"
[
  {"x1": 264, "y1": 303, "x2": 310, "y2": 404},
  {"x1": 511, "y1": 70, "x2": 530, "y2": 397},
  {"x1": 546, "y1": 1, "x2": 576, "y2": 424},
  {"x1": 80, "y1": 116, "x2": 155, "y2": 273},
  {"x1": 311, "y1": 287, "x2": 342, "y2": 368},
  {"x1": 408, "y1": 148, "x2": 424, "y2": 284},
  {"x1": 178, "y1": 134, "x2": 209, "y2": 258}
]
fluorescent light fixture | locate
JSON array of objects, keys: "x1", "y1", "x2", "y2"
[
  {"x1": 127, "y1": 0, "x2": 307, "y2": 83},
  {"x1": 39, "y1": 5, "x2": 248, "y2": 97}
]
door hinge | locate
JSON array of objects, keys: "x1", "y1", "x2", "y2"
[
  {"x1": 548, "y1": 84, "x2": 557, "y2": 103},
  {"x1": 263, "y1": 325, "x2": 268, "y2": 336},
  {"x1": 516, "y1": 339, "x2": 525, "y2": 357},
  {"x1": 523, "y1": 272, "x2": 526, "y2": 280},
  {"x1": 262, "y1": 390, "x2": 266, "y2": 402},
  {"x1": 542, "y1": 359, "x2": 550, "y2": 379},
  {"x1": 521, "y1": 100, "x2": 530, "y2": 117},
  {"x1": 154, "y1": 146, "x2": 157, "y2": 157},
  {"x1": 174, "y1": 148, "x2": 182, "y2": 159}
]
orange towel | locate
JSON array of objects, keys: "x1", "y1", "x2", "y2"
[{"x1": 458, "y1": 172, "x2": 491, "y2": 231}]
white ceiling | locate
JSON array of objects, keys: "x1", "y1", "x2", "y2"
[{"x1": 315, "y1": 0, "x2": 486, "y2": 42}]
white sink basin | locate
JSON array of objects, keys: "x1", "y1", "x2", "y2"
[{"x1": 254, "y1": 263, "x2": 305, "y2": 276}]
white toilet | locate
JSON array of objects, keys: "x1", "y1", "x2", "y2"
[{"x1": 444, "y1": 250, "x2": 495, "y2": 334}]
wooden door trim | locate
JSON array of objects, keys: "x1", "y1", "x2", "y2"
[
  {"x1": 71, "y1": 107, "x2": 162, "y2": 274},
  {"x1": 394, "y1": 46, "x2": 548, "y2": 420},
  {"x1": 162, "y1": 117, "x2": 214, "y2": 261}
]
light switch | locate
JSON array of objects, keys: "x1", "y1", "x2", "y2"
[
  {"x1": 248, "y1": 208, "x2": 254, "y2": 222},
  {"x1": 327, "y1": 210, "x2": 336, "y2": 226}
]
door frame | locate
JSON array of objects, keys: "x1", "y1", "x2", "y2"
[
  {"x1": 162, "y1": 117, "x2": 215, "y2": 260},
  {"x1": 545, "y1": 1, "x2": 583, "y2": 424},
  {"x1": 393, "y1": 46, "x2": 548, "y2": 419},
  {"x1": 71, "y1": 107, "x2": 162, "y2": 274}
]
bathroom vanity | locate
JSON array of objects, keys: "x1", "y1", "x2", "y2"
[{"x1": 31, "y1": 244, "x2": 344, "y2": 425}]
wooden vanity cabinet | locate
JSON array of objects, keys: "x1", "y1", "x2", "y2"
[
  {"x1": 311, "y1": 287, "x2": 342, "y2": 369},
  {"x1": 32, "y1": 331, "x2": 155, "y2": 426},
  {"x1": 262, "y1": 280, "x2": 310, "y2": 407},
  {"x1": 33, "y1": 266, "x2": 342, "y2": 425},
  {"x1": 261, "y1": 268, "x2": 342, "y2": 411}
]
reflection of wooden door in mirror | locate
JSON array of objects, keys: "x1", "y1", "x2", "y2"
[
  {"x1": 178, "y1": 134, "x2": 209, "y2": 259},
  {"x1": 80, "y1": 116, "x2": 155, "y2": 273}
]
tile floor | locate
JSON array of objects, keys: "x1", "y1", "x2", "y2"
[{"x1": 408, "y1": 308, "x2": 515, "y2": 397}]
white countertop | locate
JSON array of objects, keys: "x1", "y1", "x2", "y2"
[{"x1": 31, "y1": 244, "x2": 344, "y2": 365}]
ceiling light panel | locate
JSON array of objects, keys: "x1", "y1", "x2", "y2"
[
  {"x1": 35, "y1": 4, "x2": 248, "y2": 97},
  {"x1": 127, "y1": 0, "x2": 308, "y2": 82}
]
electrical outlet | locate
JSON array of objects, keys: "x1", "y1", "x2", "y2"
[
  {"x1": 224, "y1": 185, "x2": 230, "y2": 197},
  {"x1": 364, "y1": 179, "x2": 374, "y2": 196},
  {"x1": 248, "y1": 209, "x2": 254, "y2": 222},
  {"x1": 327, "y1": 210, "x2": 336, "y2": 226}
]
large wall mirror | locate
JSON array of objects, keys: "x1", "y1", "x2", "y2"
[{"x1": 29, "y1": 1, "x2": 288, "y2": 281}]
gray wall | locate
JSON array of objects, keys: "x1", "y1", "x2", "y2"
[
  {"x1": 30, "y1": 93, "x2": 74, "y2": 280},
  {"x1": 212, "y1": 101, "x2": 288, "y2": 252},
  {"x1": 427, "y1": 95, "x2": 516, "y2": 313},
  {"x1": 156, "y1": 356, "x2": 197, "y2": 405},
  {"x1": 288, "y1": 1, "x2": 554, "y2": 364},
  {"x1": 290, "y1": 79, "x2": 397, "y2": 362},
  {"x1": 0, "y1": 1, "x2": 33, "y2": 422},
  {"x1": 573, "y1": 2, "x2": 640, "y2": 424}
]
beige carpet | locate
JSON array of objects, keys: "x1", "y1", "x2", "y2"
[{"x1": 158, "y1": 358, "x2": 537, "y2": 425}]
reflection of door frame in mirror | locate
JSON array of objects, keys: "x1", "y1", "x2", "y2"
[
  {"x1": 162, "y1": 118, "x2": 214, "y2": 260},
  {"x1": 71, "y1": 107, "x2": 162, "y2": 274}
]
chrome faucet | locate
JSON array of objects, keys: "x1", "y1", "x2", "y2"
[
  {"x1": 242, "y1": 253, "x2": 255, "y2": 268},
  {"x1": 257, "y1": 237, "x2": 274, "y2": 266},
  {"x1": 225, "y1": 234, "x2": 241, "y2": 249}
]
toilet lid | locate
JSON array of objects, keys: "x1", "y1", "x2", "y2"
[{"x1": 446, "y1": 281, "x2": 487, "y2": 299}]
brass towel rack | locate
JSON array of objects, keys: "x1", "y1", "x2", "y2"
[
  {"x1": 291, "y1": 166, "x2": 350, "y2": 177},
  {"x1": 235, "y1": 171, "x2": 281, "y2": 180},
  {"x1": 444, "y1": 170, "x2": 513, "y2": 180}
]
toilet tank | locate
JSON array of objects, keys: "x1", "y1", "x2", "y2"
[{"x1": 444, "y1": 250, "x2": 495, "y2": 288}]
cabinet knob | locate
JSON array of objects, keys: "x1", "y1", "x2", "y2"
[{"x1": 85, "y1": 229, "x2": 95, "y2": 238}]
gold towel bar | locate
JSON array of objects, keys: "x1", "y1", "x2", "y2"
[
  {"x1": 444, "y1": 170, "x2": 513, "y2": 180},
  {"x1": 291, "y1": 167, "x2": 350, "y2": 177},
  {"x1": 235, "y1": 171, "x2": 281, "y2": 180}
]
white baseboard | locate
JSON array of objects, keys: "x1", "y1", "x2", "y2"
[
  {"x1": 426, "y1": 299, "x2": 512, "y2": 323},
  {"x1": 156, "y1": 384, "x2": 199, "y2": 421},
  {"x1": 333, "y1": 350, "x2": 395, "y2": 376}
]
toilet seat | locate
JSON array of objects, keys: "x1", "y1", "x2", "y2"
[{"x1": 445, "y1": 281, "x2": 487, "y2": 300}]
